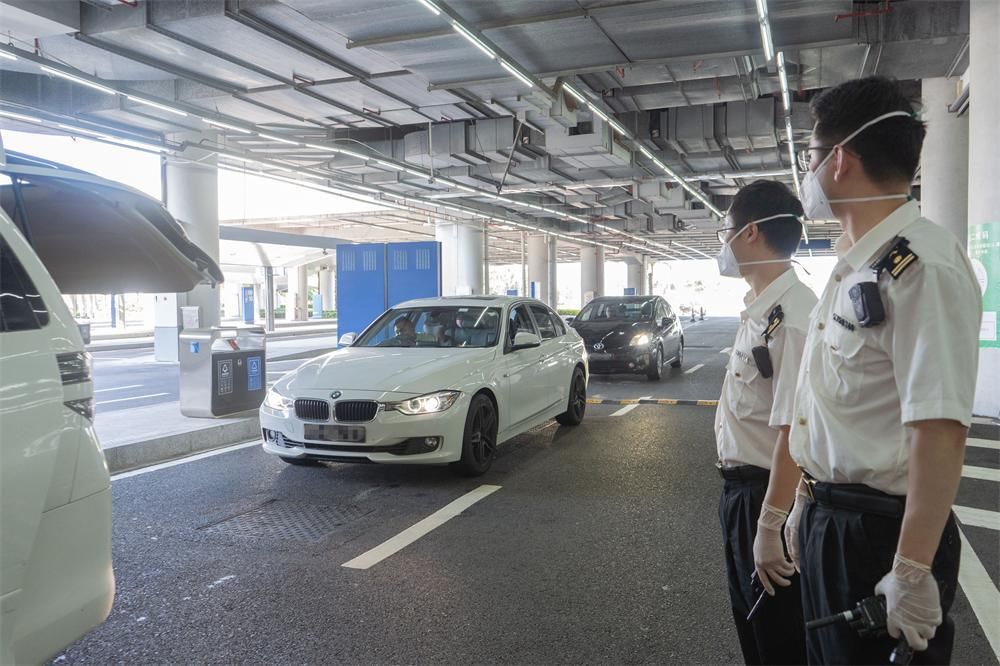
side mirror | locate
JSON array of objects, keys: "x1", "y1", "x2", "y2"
[
  {"x1": 661, "y1": 317, "x2": 674, "y2": 328},
  {"x1": 511, "y1": 331, "x2": 541, "y2": 350},
  {"x1": 565, "y1": 316, "x2": 575, "y2": 325},
  {"x1": 338, "y1": 332, "x2": 357, "y2": 347}
]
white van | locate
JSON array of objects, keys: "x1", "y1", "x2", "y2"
[{"x1": 0, "y1": 150, "x2": 221, "y2": 663}]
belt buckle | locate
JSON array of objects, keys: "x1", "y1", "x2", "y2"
[{"x1": 800, "y1": 468, "x2": 816, "y2": 501}]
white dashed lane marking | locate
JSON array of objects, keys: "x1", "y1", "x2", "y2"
[{"x1": 684, "y1": 363, "x2": 705, "y2": 375}]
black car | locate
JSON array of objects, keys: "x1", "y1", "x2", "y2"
[{"x1": 571, "y1": 296, "x2": 684, "y2": 380}]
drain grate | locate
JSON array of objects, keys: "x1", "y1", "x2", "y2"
[{"x1": 200, "y1": 500, "x2": 371, "y2": 542}]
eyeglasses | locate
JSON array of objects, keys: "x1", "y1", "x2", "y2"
[
  {"x1": 716, "y1": 226, "x2": 738, "y2": 244},
  {"x1": 796, "y1": 145, "x2": 835, "y2": 171}
]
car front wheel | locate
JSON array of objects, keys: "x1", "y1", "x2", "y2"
[
  {"x1": 455, "y1": 394, "x2": 498, "y2": 476},
  {"x1": 556, "y1": 367, "x2": 587, "y2": 426},
  {"x1": 646, "y1": 345, "x2": 663, "y2": 381},
  {"x1": 670, "y1": 340, "x2": 684, "y2": 368}
]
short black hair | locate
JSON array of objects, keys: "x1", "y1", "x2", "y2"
[
  {"x1": 729, "y1": 180, "x2": 804, "y2": 256},
  {"x1": 810, "y1": 76, "x2": 925, "y2": 184}
]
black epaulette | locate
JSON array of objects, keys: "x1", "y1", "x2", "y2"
[
  {"x1": 763, "y1": 305, "x2": 784, "y2": 343},
  {"x1": 871, "y1": 236, "x2": 919, "y2": 280}
]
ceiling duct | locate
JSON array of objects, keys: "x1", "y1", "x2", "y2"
[
  {"x1": 663, "y1": 105, "x2": 722, "y2": 156},
  {"x1": 724, "y1": 98, "x2": 778, "y2": 152},
  {"x1": 545, "y1": 117, "x2": 630, "y2": 169}
]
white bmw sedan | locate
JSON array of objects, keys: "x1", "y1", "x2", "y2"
[{"x1": 260, "y1": 296, "x2": 588, "y2": 475}]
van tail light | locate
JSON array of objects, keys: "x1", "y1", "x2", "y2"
[
  {"x1": 65, "y1": 398, "x2": 95, "y2": 421},
  {"x1": 56, "y1": 351, "x2": 92, "y2": 385}
]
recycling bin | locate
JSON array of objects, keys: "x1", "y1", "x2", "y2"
[{"x1": 179, "y1": 326, "x2": 266, "y2": 417}]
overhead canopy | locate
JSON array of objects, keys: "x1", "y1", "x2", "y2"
[{"x1": 0, "y1": 151, "x2": 223, "y2": 293}]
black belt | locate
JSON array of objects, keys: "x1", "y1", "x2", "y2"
[
  {"x1": 802, "y1": 473, "x2": 905, "y2": 519},
  {"x1": 717, "y1": 463, "x2": 770, "y2": 484}
]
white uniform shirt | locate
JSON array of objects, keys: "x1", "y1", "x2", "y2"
[
  {"x1": 716, "y1": 269, "x2": 818, "y2": 469},
  {"x1": 789, "y1": 200, "x2": 982, "y2": 495}
]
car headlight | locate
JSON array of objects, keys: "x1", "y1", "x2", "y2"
[
  {"x1": 630, "y1": 333, "x2": 650, "y2": 346},
  {"x1": 386, "y1": 390, "x2": 461, "y2": 415},
  {"x1": 264, "y1": 387, "x2": 294, "y2": 411}
]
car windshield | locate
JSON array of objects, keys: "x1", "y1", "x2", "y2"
[
  {"x1": 355, "y1": 306, "x2": 502, "y2": 348},
  {"x1": 576, "y1": 299, "x2": 655, "y2": 322}
]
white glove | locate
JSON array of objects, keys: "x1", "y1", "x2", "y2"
[
  {"x1": 754, "y1": 503, "x2": 795, "y2": 596},
  {"x1": 784, "y1": 485, "x2": 811, "y2": 573},
  {"x1": 875, "y1": 554, "x2": 942, "y2": 652}
]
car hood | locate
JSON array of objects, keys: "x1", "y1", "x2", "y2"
[
  {"x1": 280, "y1": 346, "x2": 498, "y2": 396},
  {"x1": 572, "y1": 321, "x2": 652, "y2": 348}
]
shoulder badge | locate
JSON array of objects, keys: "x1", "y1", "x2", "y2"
[{"x1": 871, "y1": 236, "x2": 919, "y2": 280}]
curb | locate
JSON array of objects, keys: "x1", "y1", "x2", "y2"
[
  {"x1": 587, "y1": 398, "x2": 718, "y2": 407},
  {"x1": 103, "y1": 414, "x2": 260, "y2": 474}
]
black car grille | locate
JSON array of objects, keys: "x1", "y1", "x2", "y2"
[
  {"x1": 294, "y1": 399, "x2": 330, "y2": 421},
  {"x1": 335, "y1": 400, "x2": 379, "y2": 423}
]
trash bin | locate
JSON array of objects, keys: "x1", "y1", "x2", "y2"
[
  {"x1": 179, "y1": 326, "x2": 266, "y2": 417},
  {"x1": 77, "y1": 320, "x2": 91, "y2": 345}
]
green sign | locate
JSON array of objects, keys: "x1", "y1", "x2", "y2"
[{"x1": 969, "y1": 222, "x2": 1000, "y2": 348}]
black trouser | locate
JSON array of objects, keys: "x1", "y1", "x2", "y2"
[
  {"x1": 799, "y1": 482, "x2": 961, "y2": 665},
  {"x1": 719, "y1": 466, "x2": 807, "y2": 665}
]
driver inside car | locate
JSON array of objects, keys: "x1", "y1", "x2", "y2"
[{"x1": 378, "y1": 316, "x2": 417, "y2": 346}]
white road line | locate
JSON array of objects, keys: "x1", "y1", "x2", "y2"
[
  {"x1": 967, "y1": 437, "x2": 1000, "y2": 451},
  {"x1": 111, "y1": 441, "x2": 260, "y2": 481},
  {"x1": 96, "y1": 392, "x2": 170, "y2": 406},
  {"x1": 962, "y1": 465, "x2": 1000, "y2": 482},
  {"x1": 611, "y1": 396, "x2": 650, "y2": 417},
  {"x1": 719, "y1": 347, "x2": 732, "y2": 354},
  {"x1": 954, "y1": 505, "x2": 1000, "y2": 531},
  {"x1": 957, "y1": 528, "x2": 1000, "y2": 661},
  {"x1": 93, "y1": 384, "x2": 144, "y2": 393},
  {"x1": 684, "y1": 363, "x2": 705, "y2": 375},
  {"x1": 342, "y1": 485, "x2": 502, "y2": 570}
]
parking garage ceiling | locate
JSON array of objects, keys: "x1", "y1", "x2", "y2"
[{"x1": 0, "y1": 0, "x2": 970, "y2": 261}]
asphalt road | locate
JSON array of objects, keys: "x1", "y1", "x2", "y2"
[{"x1": 62, "y1": 317, "x2": 999, "y2": 664}]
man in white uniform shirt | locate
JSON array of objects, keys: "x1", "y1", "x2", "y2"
[
  {"x1": 715, "y1": 180, "x2": 817, "y2": 665},
  {"x1": 785, "y1": 77, "x2": 982, "y2": 665}
]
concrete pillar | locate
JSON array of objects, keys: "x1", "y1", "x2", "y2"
[
  {"x1": 483, "y1": 223, "x2": 490, "y2": 295},
  {"x1": 921, "y1": 78, "x2": 969, "y2": 241},
  {"x1": 626, "y1": 260, "x2": 642, "y2": 295},
  {"x1": 579, "y1": 246, "x2": 605, "y2": 306},
  {"x1": 436, "y1": 220, "x2": 483, "y2": 295},
  {"x1": 263, "y1": 266, "x2": 275, "y2": 332},
  {"x1": 969, "y1": 0, "x2": 1000, "y2": 418},
  {"x1": 155, "y1": 134, "x2": 220, "y2": 361},
  {"x1": 286, "y1": 265, "x2": 308, "y2": 321},
  {"x1": 319, "y1": 257, "x2": 335, "y2": 313},
  {"x1": 547, "y1": 237, "x2": 558, "y2": 307},
  {"x1": 527, "y1": 234, "x2": 549, "y2": 302}
]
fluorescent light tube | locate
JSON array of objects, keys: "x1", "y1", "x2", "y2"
[
  {"x1": 127, "y1": 95, "x2": 188, "y2": 117},
  {"x1": 258, "y1": 132, "x2": 301, "y2": 146},
  {"x1": 415, "y1": 0, "x2": 440, "y2": 15},
  {"x1": 563, "y1": 84, "x2": 587, "y2": 103},
  {"x1": 452, "y1": 23, "x2": 496, "y2": 59},
  {"x1": 40, "y1": 66, "x2": 116, "y2": 95},
  {"x1": 206, "y1": 119, "x2": 253, "y2": 134},
  {"x1": 500, "y1": 60, "x2": 534, "y2": 88}
]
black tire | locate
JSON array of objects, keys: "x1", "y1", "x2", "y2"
[
  {"x1": 279, "y1": 456, "x2": 320, "y2": 466},
  {"x1": 556, "y1": 367, "x2": 587, "y2": 426},
  {"x1": 456, "y1": 394, "x2": 499, "y2": 476},
  {"x1": 670, "y1": 340, "x2": 684, "y2": 368},
  {"x1": 646, "y1": 345, "x2": 663, "y2": 381}
]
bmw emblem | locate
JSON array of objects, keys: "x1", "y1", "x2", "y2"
[
  {"x1": 330, "y1": 391, "x2": 342, "y2": 399},
  {"x1": 593, "y1": 342, "x2": 604, "y2": 351}
]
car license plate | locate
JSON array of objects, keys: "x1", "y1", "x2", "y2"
[
  {"x1": 304, "y1": 424, "x2": 366, "y2": 443},
  {"x1": 589, "y1": 352, "x2": 612, "y2": 361}
]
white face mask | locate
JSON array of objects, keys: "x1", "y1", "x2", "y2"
[
  {"x1": 801, "y1": 111, "x2": 913, "y2": 220},
  {"x1": 716, "y1": 214, "x2": 799, "y2": 278}
]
